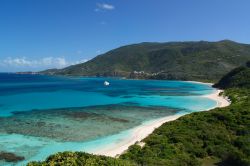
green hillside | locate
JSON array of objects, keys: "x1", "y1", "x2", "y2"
[
  {"x1": 213, "y1": 62, "x2": 250, "y2": 89},
  {"x1": 28, "y1": 64, "x2": 250, "y2": 166},
  {"x1": 41, "y1": 40, "x2": 250, "y2": 82}
]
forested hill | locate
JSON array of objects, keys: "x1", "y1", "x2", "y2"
[
  {"x1": 213, "y1": 61, "x2": 250, "y2": 88},
  {"x1": 41, "y1": 40, "x2": 250, "y2": 82}
]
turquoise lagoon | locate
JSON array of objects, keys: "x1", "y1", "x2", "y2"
[{"x1": 0, "y1": 73, "x2": 217, "y2": 165}]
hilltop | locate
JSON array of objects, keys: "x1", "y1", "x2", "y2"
[{"x1": 41, "y1": 40, "x2": 250, "y2": 82}]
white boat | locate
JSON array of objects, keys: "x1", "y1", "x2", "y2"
[{"x1": 104, "y1": 81, "x2": 110, "y2": 86}]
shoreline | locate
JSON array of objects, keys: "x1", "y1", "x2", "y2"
[
  {"x1": 90, "y1": 82, "x2": 231, "y2": 157},
  {"x1": 93, "y1": 114, "x2": 184, "y2": 157},
  {"x1": 185, "y1": 80, "x2": 214, "y2": 86},
  {"x1": 202, "y1": 89, "x2": 231, "y2": 108}
]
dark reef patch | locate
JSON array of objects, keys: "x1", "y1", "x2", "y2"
[
  {"x1": 119, "y1": 102, "x2": 140, "y2": 106},
  {"x1": 0, "y1": 152, "x2": 25, "y2": 162},
  {"x1": 121, "y1": 95, "x2": 134, "y2": 98},
  {"x1": 0, "y1": 104, "x2": 180, "y2": 142}
]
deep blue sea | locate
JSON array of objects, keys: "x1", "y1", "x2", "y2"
[{"x1": 0, "y1": 73, "x2": 217, "y2": 165}]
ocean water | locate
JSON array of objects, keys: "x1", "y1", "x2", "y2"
[{"x1": 0, "y1": 73, "x2": 217, "y2": 165}]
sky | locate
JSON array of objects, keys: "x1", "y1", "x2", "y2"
[{"x1": 0, "y1": 0, "x2": 250, "y2": 72}]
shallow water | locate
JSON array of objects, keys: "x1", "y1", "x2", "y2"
[{"x1": 0, "y1": 73, "x2": 217, "y2": 165}]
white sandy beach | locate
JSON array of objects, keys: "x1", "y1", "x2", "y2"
[
  {"x1": 93, "y1": 114, "x2": 183, "y2": 157},
  {"x1": 186, "y1": 80, "x2": 214, "y2": 86},
  {"x1": 91, "y1": 84, "x2": 231, "y2": 158},
  {"x1": 202, "y1": 89, "x2": 231, "y2": 108}
]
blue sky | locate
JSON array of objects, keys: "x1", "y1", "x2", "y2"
[{"x1": 0, "y1": 0, "x2": 250, "y2": 72}]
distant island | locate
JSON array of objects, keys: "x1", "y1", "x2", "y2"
[
  {"x1": 15, "y1": 72, "x2": 38, "y2": 75},
  {"x1": 41, "y1": 40, "x2": 250, "y2": 82}
]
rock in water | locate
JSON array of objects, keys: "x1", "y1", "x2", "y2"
[{"x1": 0, "y1": 152, "x2": 25, "y2": 162}]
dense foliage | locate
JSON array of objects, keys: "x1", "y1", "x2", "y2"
[
  {"x1": 30, "y1": 65, "x2": 250, "y2": 166},
  {"x1": 27, "y1": 152, "x2": 135, "y2": 166},
  {"x1": 41, "y1": 40, "x2": 250, "y2": 82},
  {"x1": 120, "y1": 88, "x2": 250, "y2": 166},
  {"x1": 214, "y1": 62, "x2": 250, "y2": 89}
]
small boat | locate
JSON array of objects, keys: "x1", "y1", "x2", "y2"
[{"x1": 104, "y1": 81, "x2": 110, "y2": 86}]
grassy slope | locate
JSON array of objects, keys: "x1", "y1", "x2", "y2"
[
  {"x1": 42, "y1": 40, "x2": 250, "y2": 82},
  {"x1": 28, "y1": 65, "x2": 250, "y2": 166}
]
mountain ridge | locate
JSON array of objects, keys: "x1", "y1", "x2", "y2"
[{"x1": 41, "y1": 40, "x2": 250, "y2": 82}]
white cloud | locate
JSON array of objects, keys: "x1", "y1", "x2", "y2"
[
  {"x1": 2, "y1": 57, "x2": 33, "y2": 66},
  {"x1": 95, "y1": 3, "x2": 115, "y2": 11},
  {"x1": 0, "y1": 57, "x2": 88, "y2": 69}
]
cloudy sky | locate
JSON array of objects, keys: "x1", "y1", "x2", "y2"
[{"x1": 0, "y1": 0, "x2": 250, "y2": 72}]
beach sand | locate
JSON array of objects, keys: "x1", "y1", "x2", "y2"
[
  {"x1": 91, "y1": 84, "x2": 231, "y2": 158},
  {"x1": 93, "y1": 114, "x2": 183, "y2": 157},
  {"x1": 202, "y1": 89, "x2": 231, "y2": 108}
]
